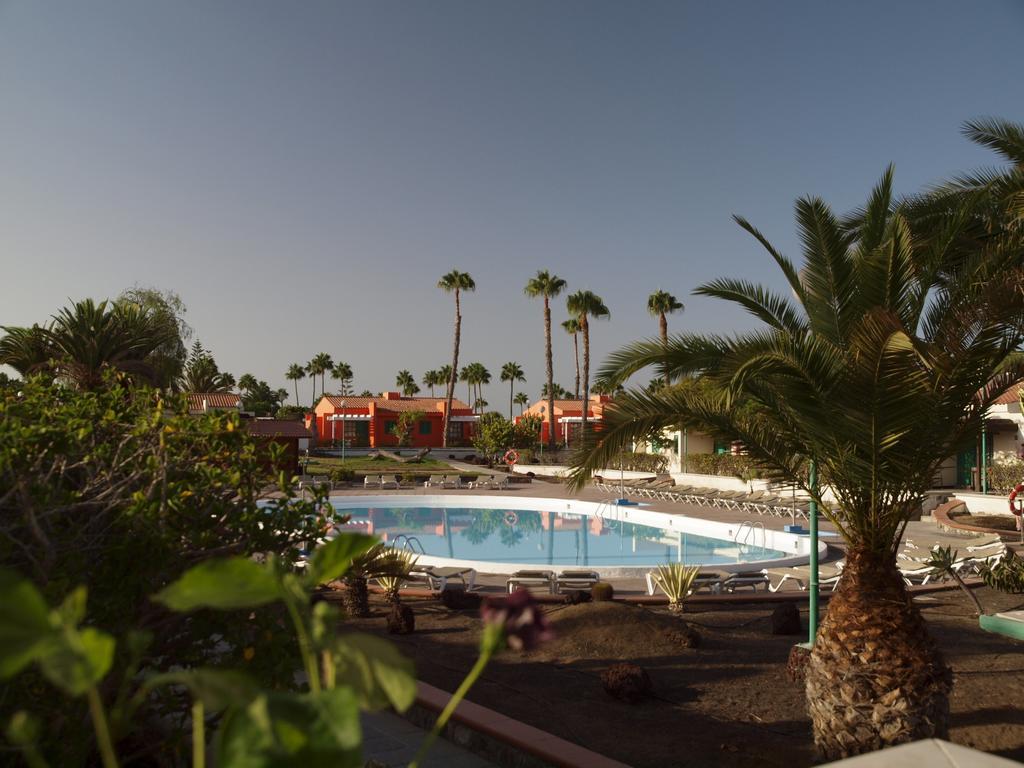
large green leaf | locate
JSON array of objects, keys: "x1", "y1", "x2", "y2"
[
  {"x1": 142, "y1": 669, "x2": 261, "y2": 712},
  {"x1": 153, "y1": 557, "x2": 281, "y2": 612},
  {"x1": 216, "y1": 688, "x2": 362, "y2": 768},
  {"x1": 37, "y1": 627, "x2": 115, "y2": 696},
  {"x1": 332, "y1": 633, "x2": 416, "y2": 712},
  {"x1": 304, "y1": 534, "x2": 377, "y2": 587},
  {"x1": 0, "y1": 569, "x2": 53, "y2": 678}
]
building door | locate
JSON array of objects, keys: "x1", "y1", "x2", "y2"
[
  {"x1": 956, "y1": 438, "x2": 994, "y2": 488},
  {"x1": 353, "y1": 422, "x2": 370, "y2": 447}
]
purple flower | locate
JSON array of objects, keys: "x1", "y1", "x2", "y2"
[{"x1": 481, "y1": 588, "x2": 554, "y2": 652}]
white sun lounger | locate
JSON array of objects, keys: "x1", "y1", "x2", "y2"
[{"x1": 507, "y1": 570, "x2": 555, "y2": 594}]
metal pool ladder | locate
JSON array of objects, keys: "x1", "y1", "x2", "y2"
[
  {"x1": 735, "y1": 521, "x2": 766, "y2": 554},
  {"x1": 391, "y1": 534, "x2": 426, "y2": 554}
]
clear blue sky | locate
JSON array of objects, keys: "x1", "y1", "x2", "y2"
[{"x1": 1, "y1": 1, "x2": 1022, "y2": 405}]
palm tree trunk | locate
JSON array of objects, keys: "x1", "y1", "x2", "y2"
[
  {"x1": 579, "y1": 317, "x2": 590, "y2": 446},
  {"x1": 544, "y1": 297, "x2": 556, "y2": 451},
  {"x1": 509, "y1": 380, "x2": 514, "y2": 420},
  {"x1": 442, "y1": 290, "x2": 461, "y2": 448},
  {"x1": 310, "y1": 377, "x2": 315, "y2": 409},
  {"x1": 806, "y1": 546, "x2": 951, "y2": 760},
  {"x1": 293, "y1": 381, "x2": 299, "y2": 407},
  {"x1": 572, "y1": 331, "x2": 580, "y2": 400},
  {"x1": 659, "y1": 313, "x2": 668, "y2": 346}
]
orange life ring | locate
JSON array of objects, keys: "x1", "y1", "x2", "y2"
[
  {"x1": 504, "y1": 511, "x2": 519, "y2": 526},
  {"x1": 504, "y1": 449, "x2": 520, "y2": 466},
  {"x1": 1009, "y1": 483, "x2": 1024, "y2": 521}
]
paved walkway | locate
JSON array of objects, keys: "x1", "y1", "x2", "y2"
[{"x1": 362, "y1": 710, "x2": 498, "y2": 767}]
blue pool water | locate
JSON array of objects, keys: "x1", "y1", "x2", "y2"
[{"x1": 330, "y1": 504, "x2": 788, "y2": 567}]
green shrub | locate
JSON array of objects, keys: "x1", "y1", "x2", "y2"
[
  {"x1": 329, "y1": 467, "x2": 356, "y2": 483},
  {"x1": 988, "y1": 459, "x2": 1024, "y2": 494},
  {"x1": 615, "y1": 452, "x2": 669, "y2": 474},
  {"x1": 591, "y1": 582, "x2": 615, "y2": 601},
  {"x1": 684, "y1": 452, "x2": 761, "y2": 479}
]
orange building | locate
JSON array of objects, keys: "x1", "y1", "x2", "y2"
[
  {"x1": 310, "y1": 393, "x2": 477, "y2": 448},
  {"x1": 516, "y1": 394, "x2": 610, "y2": 446}
]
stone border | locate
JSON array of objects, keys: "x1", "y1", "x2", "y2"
[
  {"x1": 931, "y1": 498, "x2": 1011, "y2": 537},
  {"x1": 408, "y1": 681, "x2": 631, "y2": 768}
]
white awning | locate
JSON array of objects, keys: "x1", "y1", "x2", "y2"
[
  {"x1": 326, "y1": 414, "x2": 372, "y2": 421},
  {"x1": 557, "y1": 416, "x2": 602, "y2": 423},
  {"x1": 450, "y1": 415, "x2": 481, "y2": 422}
]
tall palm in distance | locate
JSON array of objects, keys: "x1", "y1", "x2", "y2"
[
  {"x1": 438, "y1": 270, "x2": 475, "y2": 447},
  {"x1": 561, "y1": 318, "x2": 581, "y2": 399},
  {"x1": 331, "y1": 361, "x2": 353, "y2": 396},
  {"x1": 422, "y1": 369, "x2": 441, "y2": 397},
  {"x1": 285, "y1": 363, "x2": 305, "y2": 406},
  {"x1": 396, "y1": 369, "x2": 420, "y2": 396},
  {"x1": 307, "y1": 353, "x2": 333, "y2": 403},
  {"x1": 500, "y1": 362, "x2": 526, "y2": 419},
  {"x1": 514, "y1": 391, "x2": 530, "y2": 414},
  {"x1": 525, "y1": 270, "x2": 568, "y2": 451},
  {"x1": 565, "y1": 291, "x2": 610, "y2": 441},
  {"x1": 237, "y1": 373, "x2": 257, "y2": 394},
  {"x1": 647, "y1": 290, "x2": 684, "y2": 347},
  {"x1": 567, "y1": 159, "x2": 1024, "y2": 758}
]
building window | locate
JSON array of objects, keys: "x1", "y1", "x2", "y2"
[
  {"x1": 419, "y1": 420, "x2": 432, "y2": 435},
  {"x1": 384, "y1": 420, "x2": 396, "y2": 437},
  {"x1": 447, "y1": 421, "x2": 462, "y2": 441}
]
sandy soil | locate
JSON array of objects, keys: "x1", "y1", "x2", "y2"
[{"x1": 341, "y1": 588, "x2": 1024, "y2": 768}]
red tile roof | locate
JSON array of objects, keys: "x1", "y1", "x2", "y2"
[
  {"x1": 246, "y1": 419, "x2": 311, "y2": 438},
  {"x1": 187, "y1": 392, "x2": 241, "y2": 410},
  {"x1": 321, "y1": 395, "x2": 471, "y2": 412},
  {"x1": 993, "y1": 383, "x2": 1024, "y2": 406}
]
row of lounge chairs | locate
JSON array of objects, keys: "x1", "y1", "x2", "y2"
[
  {"x1": 506, "y1": 569, "x2": 601, "y2": 594},
  {"x1": 593, "y1": 480, "x2": 814, "y2": 519},
  {"x1": 645, "y1": 568, "x2": 773, "y2": 596},
  {"x1": 896, "y1": 536, "x2": 1007, "y2": 585},
  {"x1": 421, "y1": 474, "x2": 510, "y2": 490}
]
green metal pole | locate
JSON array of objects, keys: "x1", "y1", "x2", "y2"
[
  {"x1": 808, "y1": 459, "x2": 819, "y2": 646},
  {"x1": 981, "y1": 420, "x2": 988, "y2": 494},
  {"x1": 683, "y1": 429, "x2": 688, "y2": 474}
]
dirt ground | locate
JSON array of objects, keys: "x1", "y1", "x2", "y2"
[{"x1": 340, "y1": 588, "x2": 1024, "y2": 768}]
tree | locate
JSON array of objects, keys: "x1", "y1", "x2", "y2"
[
  {"x1": 561, "y1": 318, "x2": 581, "y2": 399},
  {"x1": 116, "y1": 286, "x2": 192, "y2": 390},
  {"x1": 647, "y1": 290, "x2": 684, "y2": 348},
  {"x1": 565, "y1": 291, "x2": 610, "y2": 441},
  {"x1": 540, "y1": 381, "x2": 568, "y2": 399},
  {"x1": 500, "y1": 362, "x2": 526, "y2": 420},
  {"x1": 240, "y1": 378, "x2": 287, "y2": 416},
  {"x1": 514, "y1": 391, "x2": 530, "y2": 414},
  {"x1": 387, "y1": 410, "x2": 425, "y2": 447},
  {"x1": 180, "y1": 341, "x2": 234, "y2": 392},
  {"x1": 285, "y1": 363, "x2": 306, "y2": 406},
  {"x1": 396, "y1": 369, "x2": 420, "y2": 397},
  {"x1": 567, "y1": 164, "x2": 1024, "y2": 759},
  {"x1": 470, "y1": 362, "x2": 491, "y2": 414},
  {"x1": 438, "y1": 271, "x2": 475, "y2": 447},
  {"x1": 422, "y1": 369, "x2": 441, "y2": 397},
  {"x1": 525, "y1": 270, "x2": 567, "y2": 451},
  {"x1": 238, "y1": 373, "x2": 258, "y2": 393},
  {"x1": 307, "y1": 353, "x2": 333, "y2": 403},
  {"x1": 0, "y1": 376, "x2": 326, "y2": 761},
  {"x1": 1, "y1": 299, "x2": 180, "y2": 390},
  {"x1": 331, "y1": 361, "x2": 354, "y2": 396}
]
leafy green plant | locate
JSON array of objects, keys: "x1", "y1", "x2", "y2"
[
  {"x1": 651, "y1": 563, "x2": 701, "y2": 612},
  {"x1": 924, "y1": 547, "x2": 984, "y2": 616},
  {"x1": 980, "y1": 553, "x2": 1024, "y2": 593},
  {"x1": 1, "y1": 534, "x2": 418, "y2": 767}
]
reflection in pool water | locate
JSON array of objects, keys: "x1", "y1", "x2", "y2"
[{"x1": 332, "y1": 505, "x2": 788, "y2": 567}]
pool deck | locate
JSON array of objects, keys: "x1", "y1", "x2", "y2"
[{"x1": 328, "y1": 468, "x2": 995, "y2": 597}]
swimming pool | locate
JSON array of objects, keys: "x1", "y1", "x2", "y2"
[{"x1": 329, "y1": 495, "x2": 823, "y2": 576}]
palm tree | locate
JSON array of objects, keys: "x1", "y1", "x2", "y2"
[
  {"x1": 331, "y1": 361, "x2": 353, "y2": 396},
  {"x1": 438, "y1": 271, "x2": 475, "y2": 447},
  {"x1": 647, "y1": 290, "x2": 684, "y2": 347},
  {"x1": 500, "y1": 362, "x2": 526, "y2": 419},
  {"x1": 396, "y1": 369, "x2": 420, "y2": 396},
  {"x1": 307, "y1": 353, "x2": 333, "y2": 403},
  {"x1": 562, "y1": 318, "x2": 581, "y2": 399},
  {"x1": 566, "y1": 165, "x2": 1024, "y2": 759},
  {"x1": 514, "y1": 391, "x2": 530, "y2": 414},
  {"x1": 565, "y1": 291, "x2": 610, "y2": 441},
  {"x1": 237, "y1": 373, "x2": 258, "y2": 394},
  {"x1": 422, "y1": 369, "x2": 441, "y2": 397},
  {"x1": 472, "y1": 363, "x2": 490, "y2": 414},
  {"x1": 525, "y1": 271, "x2": 567, "y2": 451},
  {"x1": 1, "y1": 299, "x2": 178, "y2": 390},
  {"x1": 179, "y1": 341, "x2": 235, "y2": 393},
  {"x1": 285, "y1": 363, "x2": 305, "y2": 406},
  {"x1": 540, "y1": 381, "x2": 568, "y2": 399}
]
